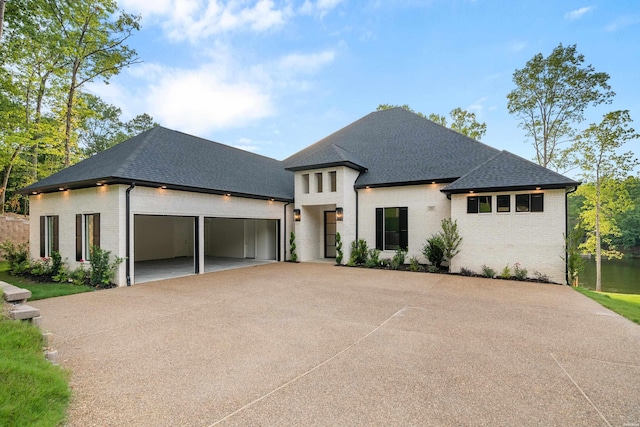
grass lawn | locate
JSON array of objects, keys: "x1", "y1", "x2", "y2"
[
  {"x1": 575, "y1": 287, "x2": 640, "y2": 325},
  {"x1": 0, "y1": 261, "x2": 92, "y2": 301},
  {"x1": 0, "y1": 318, "x2": 71, "y2": 426}
]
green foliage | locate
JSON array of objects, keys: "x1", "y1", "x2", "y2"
[
  {"x1": 0, "y1": 241, "x2": 29, "y2": 272},
  {"x1": 427, "y1": 265, "x2": 439, "y2": 273},
  {"x1": 335, "y1": 232, "x2": 343, "y2": 265},
  {"x1": 376, "y1": 104, "x2": 486, "y2": 139},
  {"x1": 365, "y1": 248, "x2": 381, "y2": 268},
  {"x1": 439, "y1": 219, "x2": 462, "y2": 270},
  {"x1": 533, "y1": 271, "x2": 550, "y2": 282},
  {"x1": 565, "y1": 228, "x2": 586, "y2": 286},
  {"x1": 389, "y1": 248, "x2": 407, "y2": 270},
  {"x1": 499, "y1": 265, "x2": 511, "y2": 279},
  {"x1": 0, "y1": 319, "x2": 71, "y2": 426},
  {"x1": 513, "y1": 263, "x2": 528, "y2": 281},
  {"x1": 507, "y1": 43, "x2": 614, "y2": 170},
  {"x1": 481, "y1": 264, "x2": 496, "y2": 278},
  {"x1": 409, "y1": 256, "x2": 423, "y2": 272},
  {"x1": 349, "y1": 239, "x2": 369, "y2": 266},
  {"x1": 289, "y1": 232, "x2": 297, "y2": 262},
  {"x1": 1, "y1": 261, "x2": 91, "y2": 300},
  {"x1": 88, "y1": 246, "x2": 122, "y2": 288},
  {"x1": 459, "y1": 267, "x2": 474, "y2": 276},
  {"x1": 422, "y1": 236, "x2": 444, "y2": 267}
]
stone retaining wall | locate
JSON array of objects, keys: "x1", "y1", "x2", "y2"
[{"x1": 0, "y1": 215, "x2": 29, "y2": 259}]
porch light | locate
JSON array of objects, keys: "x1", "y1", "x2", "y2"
[
  {"x1": 225, "y1": 193, "x2": 231, "y2": 197},
  {"x1": 294, "y1": 209, "x2": 301, "y2": 221},
  {"x1": 161, "y1": 185, "x2": 167, "y2": 189},
  {"x1": 31, "y1": 191, "x2": 37, "y2": 195},
  {"x1": 535, "y1": 187, "x2": 541, "y2": 190},
  {"x1": 96, "y1": 182, "x2": 103, "y2": 186},
  {"x1": 336, "y1": 207, "x2": 343, "y2": 221},
  {"x1": 58, "y1": 187, "x2": 65, "y2": 191}
]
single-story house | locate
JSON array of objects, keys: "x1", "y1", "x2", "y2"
[{"x1": 20, "y1": 107, "x2": 579, "y2": 285}]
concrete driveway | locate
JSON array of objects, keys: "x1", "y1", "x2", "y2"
[{"x1": 33, "y1": 263, "x2": 640, "y2": 426}]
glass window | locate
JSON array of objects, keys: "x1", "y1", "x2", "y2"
[
  {"x1": 384, "y1": 208, "x2": 400, "y2": 250},
  {"x1": 531, "y1": 194, "x2": 544, "y2": 212},
  {"x1": 329, "y1": 171, "x2": 337, "y2": 192},
  {"x1": 46, "y1": 216, "x2": 55, "y2": 256},
  {"x1": 467, "y1": 196, "x2": 491, "y2": 213},
  {"x1": 85, "y1": 214, "x2": 95, "y2": 260},
  {"x1": 497, "y1": 195, "x2": 510, "y2": 212},
  {"x1": 302, "y1": 174, "x2": 309, "y2": 194},
  {"x1": 516, "y1": 194, "x2": 530, "y2": 212},
  {"x1": 316, "y1": 172, "x2": 323, "y2": 193}
]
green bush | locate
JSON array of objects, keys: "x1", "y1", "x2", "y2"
[
  {"x1": 513, "y1": 263, "x2": 527, "y2": 281},
  {"x1": 365, "y1": 248, "x2": 381, "y2": 268},
  {"x1": 289, "y1": 232, "x2": 298, "y2": 262},
  {"x1": 439, "y1": 218, "x2": 462, "y2": 271},
  {"x1": 422, "y1": 236, "x2": 444, "y2": 268},
  {"x1": 349, "y1": 239, "x2": 369, "y2": 266},
  {"x1": 499, "y1": 264, "x2": 511, "y2": 279},
  {"x1": 427, "y1": 265, "x2": 439, "y2": 273},
  {"x1": 88, "y1": 246, "x2": 123, "y2": 288},
  {"x1": 335, "y1": 232, "x2": 343, "y2": 265},
  {"x1": 460, "y1": 267, "x2": 475, "y2": 276},
  {"x1": 389, "y1": 247, "x2": 406, "y2": 270},
  {"x1": 409, "y1": 256, "x2": 423, "y2": 272},
  {"x1": 481, "y1": 264, "x2": 496, "y2": 278},
  {"x1": 0, "y1": 241, "x2": 29, "y2": 274}
]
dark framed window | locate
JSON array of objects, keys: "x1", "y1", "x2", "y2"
[
  {"x1": 76, "y1": 213, "x2": 100, "y2": 261},
  {"x1": 39, "y1": 215, "x2": 59, "y2": 257},
  {"x1": 376, "y1": 207, "x2": 408, "y2": 250},
  {"x1": 316, "y1": 172, "x2": 323, "y2": 193},
  {"x1": 329, "y1": 171, "x2": 337, "y2": 192},
  {"x1": 516, "y1": 194, "x2": 544, "y2": 212},
  {"x1": 467, "y1": 196, "x2": 492, "y2": 213},
  {"x1": 302, "y1": 174, "x2": 309, "y2": 194},
  {"x1": 497, "y1": 195, "x2": 510, "y2": 212}
]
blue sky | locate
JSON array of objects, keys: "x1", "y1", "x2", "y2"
[{"x1": 88, "y1": 0, "x2": 640, "y2": 167}]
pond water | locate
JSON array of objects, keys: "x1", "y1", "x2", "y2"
[{"x1": 580, "y1": 257, "x2": 640, "y2": 294}]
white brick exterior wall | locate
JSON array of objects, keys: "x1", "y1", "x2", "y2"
[
  {"x1": 29, "y1": 185, "x2": 293, "y2": 286},
  {"x1": 450, "y1": 189, "x2": 567, "y2": 284},
  {"x1": 358, "y1": 184, "x2": 451, "y2": 262}
]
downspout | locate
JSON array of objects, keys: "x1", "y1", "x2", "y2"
[
  {"x1": 565, "y1": 186, "x2": 578, "y2": 286},
  {"x1": 126, "y1": 182, "x2": 136, "y2": 286},
  {"x1": 283, "y1": 201, "x2": 291, "y2": 261}
]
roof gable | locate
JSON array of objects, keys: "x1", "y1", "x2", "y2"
[
  {"x1": 21, "y1": 126, "x2": 294, "y2": 201},
  {"x1": 284, "y1": 143, "x2": 367, "y2": 171},
  {"x1": 284, "y1": 107, "x2": 501, "y2": 187},
  {"x1": 441, "y1": 150, "x2": 580, "y2": 193}
]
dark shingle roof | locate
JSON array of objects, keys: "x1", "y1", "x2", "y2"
[
  {"x1": 283, "y1": 107, "x2": 502, "y2": 187},
  {"x1": 21, "y1": 126, "x2": 294, "y2": 201},
  {"x1": 285, "y1": 143, "x2": 367, "y2": 171},
  {"x1": 441, "y1": 151, "x2": 580, "y2": 193}
]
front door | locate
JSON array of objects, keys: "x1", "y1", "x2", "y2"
[{"x1": 324, "y1": 211, "x2": 336, "y2": 258}]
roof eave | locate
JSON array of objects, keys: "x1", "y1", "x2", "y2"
[
  {"x1": 354, "y1": 178, "x2": 458, "y2": 190},
  {"x1": 440, "y1": 182, "x2": 581, "y2": 195},
  {"x1": 285, "y1": 161, "x2": 367, "y2": 172}
]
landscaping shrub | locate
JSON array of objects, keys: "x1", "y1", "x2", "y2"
[
  {"x1": 365, "y1": 248, "x2": 381, "y2": 268},
  {"x1": 409, "y1": 256, "x2": 423, "y2": 272},
  {"x1": 349, "y1": 239, "x2": 369, "y2": 266},
  {"x1": 422, "y1": 236, "x2": 444, "y2": 268},
  {"x1": 289, "y1": 232, "x2": 298, "y2": 262},
  {"x1": 427, "y1": 265, "x2": 439, "y2": 273},
  {"x1": 439, "y1": 218, "x2": 462, "y2": 271},
  {"x1": 533, "y1": 270, "x2": 550, "y2": 282},
  {"x1": 460, "y1": 267, "x2": 475, "y2": 276},
  {"x1": 499, "y1": 264, "x2": 511, "y2": 279},
  {"x1": 335, "y1": 232, "x2": 343, "y2": 265},
  {"x1": 389, "y1": 247, "x2": 407, "y2": 270},
  {"x1": 0, "y1": 241, "x2": 29, "y2": 274},
  {"x1": 513, "y1": 263, "x2": 527, "y2": 281},
  {"x1": 481, "y1": 264, "x2": 496, "y2": 278},
  {"x1": 88, "y1": 246, "x2": 123, "y2": 288}
]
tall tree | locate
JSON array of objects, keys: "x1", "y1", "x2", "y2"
[
  {"x1": 429, "y1": 108, "x2": 487, "y2": 140},
  {"x1": 377, "y1": 104, "x2": 486, "y2": 140},
  {"x1": 507, "y1": 43, "x2": 615, "y2": 170},
  {"x1": 46, "y1": 0, "x2": 141, "y2": 166},
  {"x1": 571, "y1": 110, "x2": 639, "y2": 291}
]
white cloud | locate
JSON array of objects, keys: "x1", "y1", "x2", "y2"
[
  {"x1": 230, "y1": 138, "x2": 260, "y2": 152},
  {"x1": 605, "y1": 15, "x2": 640, "y2": 32},
  {"x1": 300, "y1": 0, "x2": 344, "y2": 17},
  {"x1": 508, "y1": 41, "x2": 527, "y2": 52},
  {"x1": 277, "y1": 50, "x2": 336, "y2": 75},
  {"x1": 565, "y1": 6, "x2": 593, "y2": 21},
  {"x1": 120, "y1": 0, "x2": 291, "y2": 42}
]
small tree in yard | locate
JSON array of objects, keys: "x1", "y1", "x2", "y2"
[
  {"x1": 335, "y1": 232, "x2": 343, "y2": 265},
  {"x1": 570, "y1": 110, "x2": 639, "y2": 292},
  {"x1": 289, "y1": 232, "x2": 298, "y2": 262},
  {"x1": 439, "y1": 219, "x2": 462, "y2": 272}
]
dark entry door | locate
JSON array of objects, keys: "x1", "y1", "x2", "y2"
[{"x1": 325, "y1": 211, "x2": 336, "y2": 258}]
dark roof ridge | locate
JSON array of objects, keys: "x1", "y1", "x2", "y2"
[
  {"x1": 114, "y1": 126, "x2": 161, "y2": 176},
  {"x1": 165, "y1": 127, "x2": 283, "y2": 164},
  {"x1": 448, "y1": 150, "x2": 504, "y2": 184}
]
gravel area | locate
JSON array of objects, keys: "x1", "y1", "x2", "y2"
[{"x1": 32, "y1": 263, "x2": 640, "y2": 426}]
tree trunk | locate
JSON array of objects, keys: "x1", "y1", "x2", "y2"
[
  {"x1": 0, "y1": 0, "x2": 6, "y2": 42},
  {"x1": 595, "y1": 181, "x2": 602, "y2": 292},
  {"x1": 64, "y1": 83, "x2": 75, "y2": 167},
  {"x1": 0, "y1": 148, "x2": 21, "y2": 215}
]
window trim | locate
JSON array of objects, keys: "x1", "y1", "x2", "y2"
[
  {"x1": 76, "y1": 213, "x2": 100, "y2": 261},
  {"x1": 516, "y1": 193, "x2": 544, "y2": 213},
  {"x1": 496, "y1": 195, "x2": 510, "y2": 213},
  {"x1": 39, "y1": 215, "x2": 59, "y2": 258},
  {"x1": 315, "y1": 172, "x2": 323, "y2": 193},
  {"x1": 467, "y1": 195, "x2": 492, "y2": 214},
  {"x1": 329, "y1": 171, "x2": 337, "y2": 192},
  {"x1": 302, "y1": 174, "x2": 310, "y2": 194}
]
